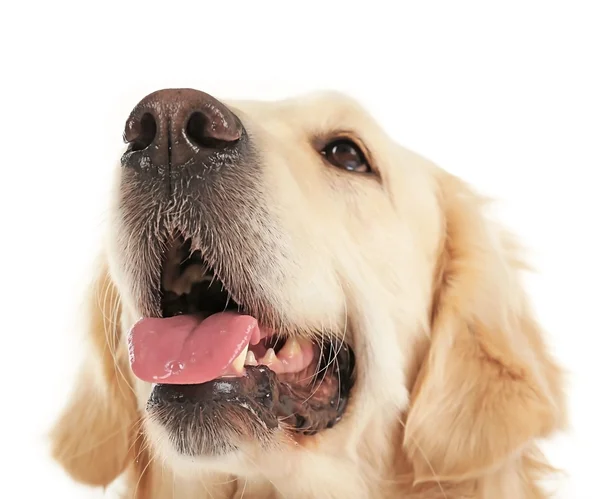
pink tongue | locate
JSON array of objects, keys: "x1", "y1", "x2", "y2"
[{"x1": 127, "y1": 312, "x2": 258, "y2": 384}]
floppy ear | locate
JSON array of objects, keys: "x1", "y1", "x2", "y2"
[
  {"x1": 404, "y1": 173, "x2": 567, "y2": 484},
  {"x1": 49, "y1": 256, "x2": 138, "y2": 486}
]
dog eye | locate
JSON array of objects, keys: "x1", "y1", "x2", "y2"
[{"x1": 321, "y1": 139, "x2": 371, "y2": 173}]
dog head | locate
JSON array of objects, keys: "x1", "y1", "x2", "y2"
[{"x1": 50, "y1": 89, "x2": 566, "y2": 497}]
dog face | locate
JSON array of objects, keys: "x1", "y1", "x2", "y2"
[{"x1": 51, "y1": 89, "x2": 566, "y2": 498}]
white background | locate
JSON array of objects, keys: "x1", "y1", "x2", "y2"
[{"x1": 2, "y1": 1, "x2": 598, "y2": 497}]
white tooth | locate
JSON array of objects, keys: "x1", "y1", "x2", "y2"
[
  {"x1": 231, "y1": 344, "x2": 249, "y2": 373},
  {"x1": 244, "y1": 350, "x2": 258, "y2": 366},
  {"x1": 262, "y1": 348, "x2": 277, "y2": 366},
  {"x1": 278, "y1": 337, "x2": 301, "y2": 360}
]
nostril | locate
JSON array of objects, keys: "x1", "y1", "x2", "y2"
[
  {"x1": 129, "y1": 113, "x2": 157, "y2": 152},
  {"x1": 123, "y1": 89, "x2": 243, "y2": 170},
  {"x1": 186, "y1": 112, "x2": 232, "y2": 149}
]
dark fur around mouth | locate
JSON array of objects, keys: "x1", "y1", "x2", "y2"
[{"x1": 117, "y1": 131, "x2": 284, "y2": 320}]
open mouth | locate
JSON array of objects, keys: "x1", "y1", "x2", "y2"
[{"x1": 127, "y1": 237, "x2": 355, "y2": 439}]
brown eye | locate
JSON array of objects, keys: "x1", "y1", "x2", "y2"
[{"x1": 321, "y1": 139, "x2": 371, "y2": 173}]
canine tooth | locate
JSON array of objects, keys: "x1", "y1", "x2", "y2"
[
  {"x1": 261, "y1": 348, "x2": 277, "y2": 366},
  {"x1": 231, "y1": 344, "x2": 249, "y2": 373},
  {"x1": 172, "y1": 264, "x2": 207, "y2": 295},
  {"x1": 161, "y1": 259, "x2": 179, "y2": 292},
  {"x1": 244, "y1": 350, "x2": 258, "y2": 366},
  {"x1": 278, "y1": 337, "x2": 301, "y2": 360}
]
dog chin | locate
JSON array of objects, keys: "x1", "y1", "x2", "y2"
[
  {"x1": 144, "y1": 368, "x2": 279, "y2": 458},
  {"x1": 142, "y1": 384, "x2": 286, "y2": 480}
]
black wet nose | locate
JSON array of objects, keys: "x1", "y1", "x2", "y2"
[{"x1": 122, "y1": 88, "x2": 242, "y2": 169}]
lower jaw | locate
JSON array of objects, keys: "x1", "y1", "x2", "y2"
[{"x1": 146, "y1": 343, "x2": 355, "y2": 456}]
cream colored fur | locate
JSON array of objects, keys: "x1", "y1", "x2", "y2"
[{"x1": 50, "y1": 91, "x2": 566, "y2": 498}]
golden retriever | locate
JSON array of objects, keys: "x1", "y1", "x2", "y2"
[{"x1": 49, "y1": 89, "x2": 567, "y2": 498}]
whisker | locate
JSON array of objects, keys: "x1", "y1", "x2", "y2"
[
  {"x1": 394, "y1": 414, "x2": 448, "y2": 499},
  {"x1": 96, "y1": 272, "x2": 137, "y2": 400},
  {"x1": 133, "y1": 441, "x2": 158, "y2": 499},
  {"x1": 57, "y1": 416, "x2": 145, "y2": 461},
  {"x1": 239, "y1": 478, "x2": 248, "y2": 499},
  {"x1": 234, "y1": 447, "x2": 286, "y2": 498}
]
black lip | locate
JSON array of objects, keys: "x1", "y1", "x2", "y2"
[{"x1": 149, "y1": 366, "x2": 280, "y2": 429}]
